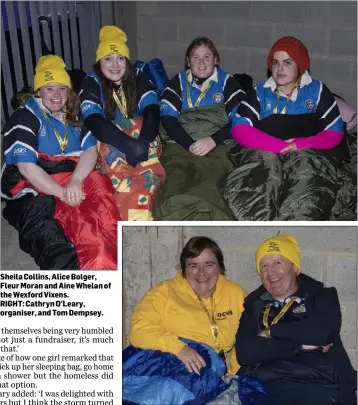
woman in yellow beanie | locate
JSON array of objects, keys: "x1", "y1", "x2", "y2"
[
  {"x1": 235, "y1": 233, "x2": 357, "y2": 405},
  {"x1": 223, "y1": 36, "x2": 348, "y2": 221},
  {"x1": 2, "y1": 55, "x2": 120, "y2": 270},
  {"x1": 79, "y1": 26, "x2": 165, "y2": 221}
]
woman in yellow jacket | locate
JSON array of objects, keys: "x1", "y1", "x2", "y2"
[{"x1": 130, "y1": 236, "x2": 247, "y2": 376}]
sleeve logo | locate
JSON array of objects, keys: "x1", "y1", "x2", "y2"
[
  {"x1": 40, "y1": 125, "x2": 47, "y2": 137},
  {"x1": 14, "y1": 147, "x2": 27, "y2": 155}
]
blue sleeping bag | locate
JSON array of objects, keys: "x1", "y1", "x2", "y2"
[
  {"x1": 123, "y1": 338, "x2": 270, "y2": 405},
  {"x1": 134, "y1": 58, "x2": 169, "y2": 97}
]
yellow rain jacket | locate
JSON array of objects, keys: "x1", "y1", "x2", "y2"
[{"x1": 130, "y1": 271, "x2": 247, "y2": 375}]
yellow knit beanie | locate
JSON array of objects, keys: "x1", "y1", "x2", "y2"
[
  {"x1": 255, "y1": 234, "x2": 301, "y2": 274},
  {"x1": 96, "y1": 26, "x2": 130, "y2": 62},
  {"x1": 34, "y1": 55, "x2": 71, "y2": 91}
]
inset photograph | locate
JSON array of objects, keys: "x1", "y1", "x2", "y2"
[{"x1": 122, "y1": 225, "x2": 357, "y2": 405}]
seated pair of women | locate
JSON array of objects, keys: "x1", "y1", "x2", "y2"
[
  {"x1": 155, "y1": 35, "x2": 355, "y2": 221},
  {"x1": 2, "y1": 25, "x2": 166, "y2": 269}
]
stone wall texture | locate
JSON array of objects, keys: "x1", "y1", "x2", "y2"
[
  {"x1": 122, "y1": 226, "x2": 357, "y2": 369},
  {"x1": 122, "y1": 1, "x2": 357, "y2": 108}
]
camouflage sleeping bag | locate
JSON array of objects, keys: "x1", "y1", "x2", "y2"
[
  {"x1": 329, "y1": 131, "x2": 357, "y2": 220},
  {"x1": 222, "y1": 116, "x2": 357, "y2": 221},
  {"x1": 153, "y1": 104, "x2": 235, "y2": 221}
]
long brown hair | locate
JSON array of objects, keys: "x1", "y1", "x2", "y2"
[
  {"x1": 65, "y1": 89, "x2": 81, "y2": 126},
  {"x1": 93, "y1": 58, "x2": 137, "y2": 120}
]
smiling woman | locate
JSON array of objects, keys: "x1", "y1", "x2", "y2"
[
  {"x1": 100, "y1": 54, "x2": 127, "y2": 84},
  {"x1": 181, "y1": 237, "x2": 226, "y2": 299},
  {"x1": 223, "y1": 36, "x2": 347, "y2": 221},
  {"x1": 79, "y1": 26, "x2": 166, "y2": 221},
  {"x1": 153, "y1": 36, "x2": 246, "y2": 221},
  {"x1": 128, "y1": 236, "x2": 247, "y2": 376},
  {"x1": 184, "y1": 250, "x2": 221, "y2": 299},
  {"x1": 1, "y1": 55, "x2": 120, "y2": 270},
  {"x1": 123, "y1": 235, "x2": 250, "y2": 404}
]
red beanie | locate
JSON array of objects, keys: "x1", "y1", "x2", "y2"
[{"x1": 267, "y1": 36, "x2": 310, "y2": 74}]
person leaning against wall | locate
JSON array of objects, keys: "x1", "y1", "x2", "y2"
[
  {"x1": 235, "y1": 234, "x2": 357, "y2": 405},
  {"x1": 79, "y1": 25, "x2": 166, "y2": 221}
]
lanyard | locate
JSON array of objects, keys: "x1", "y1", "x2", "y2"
[
  {"x1": 186, "y1": 70, "x2": 213, "y2": 109},
  {"x1": 263, "y1": 296, "x2": 297, "y2": 329},
  {"x1": 273, "y1": 79, "x2": 300, "y2": 114},
  {"x1": 41, "y1": 110, "x2": 68, "y2": 154},
  {"x1": 195, "y1": 293, "x2": 223, "y2": 357},
  {"x1": 113, "y1": 88, "x2": 128, "y2": 118}
]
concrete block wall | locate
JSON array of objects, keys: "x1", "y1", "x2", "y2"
[
  {"x1": 122, "y1": 226, "x2": 357, "y2": 369},
  {"x1": 130, "y1": 1, "x2": 357, "y2": 108}
]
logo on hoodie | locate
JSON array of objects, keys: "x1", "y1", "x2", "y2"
[{"x1": 216, "y1": 310, "x2": 233, "y2": 320}]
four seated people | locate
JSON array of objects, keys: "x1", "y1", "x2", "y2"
[
  {"x1": 1, "y1": 29, "x2": 357, "y2": 269},
  {"x1": 3, "y1": 33, "x2": 356, "y2": 226}
]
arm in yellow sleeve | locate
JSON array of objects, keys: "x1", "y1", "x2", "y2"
[{"x1": 129, "y1": 283, "x2": 186, "y2": 356}]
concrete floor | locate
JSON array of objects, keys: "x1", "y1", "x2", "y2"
[{"x1": 1, "y1": 202, "x2": 39, "y2": 270}]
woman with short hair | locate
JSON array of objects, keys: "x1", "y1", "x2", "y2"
[
  {"x1": 123, "y1": 236, "x2": 250, "y2": 404},
  {"x1": 129, "y1": 236, "x2": 247, "y2": 375}
]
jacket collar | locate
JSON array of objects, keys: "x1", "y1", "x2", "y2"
[
  {"x1": 246, "y1": 273, "x2": 324, "y2": 306},
  {"x1": 187, "y1": 67, "x2": 219, "y2": 91},
  {"x1": 33, "y1": 97, "x2": 66, "y2": 123},
  {"x1": 263, "y1": 70, "x2": 312, "y2": 101},
  {"x1": 260, "y1": 277, "x2": 308, "y2": 304}
]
